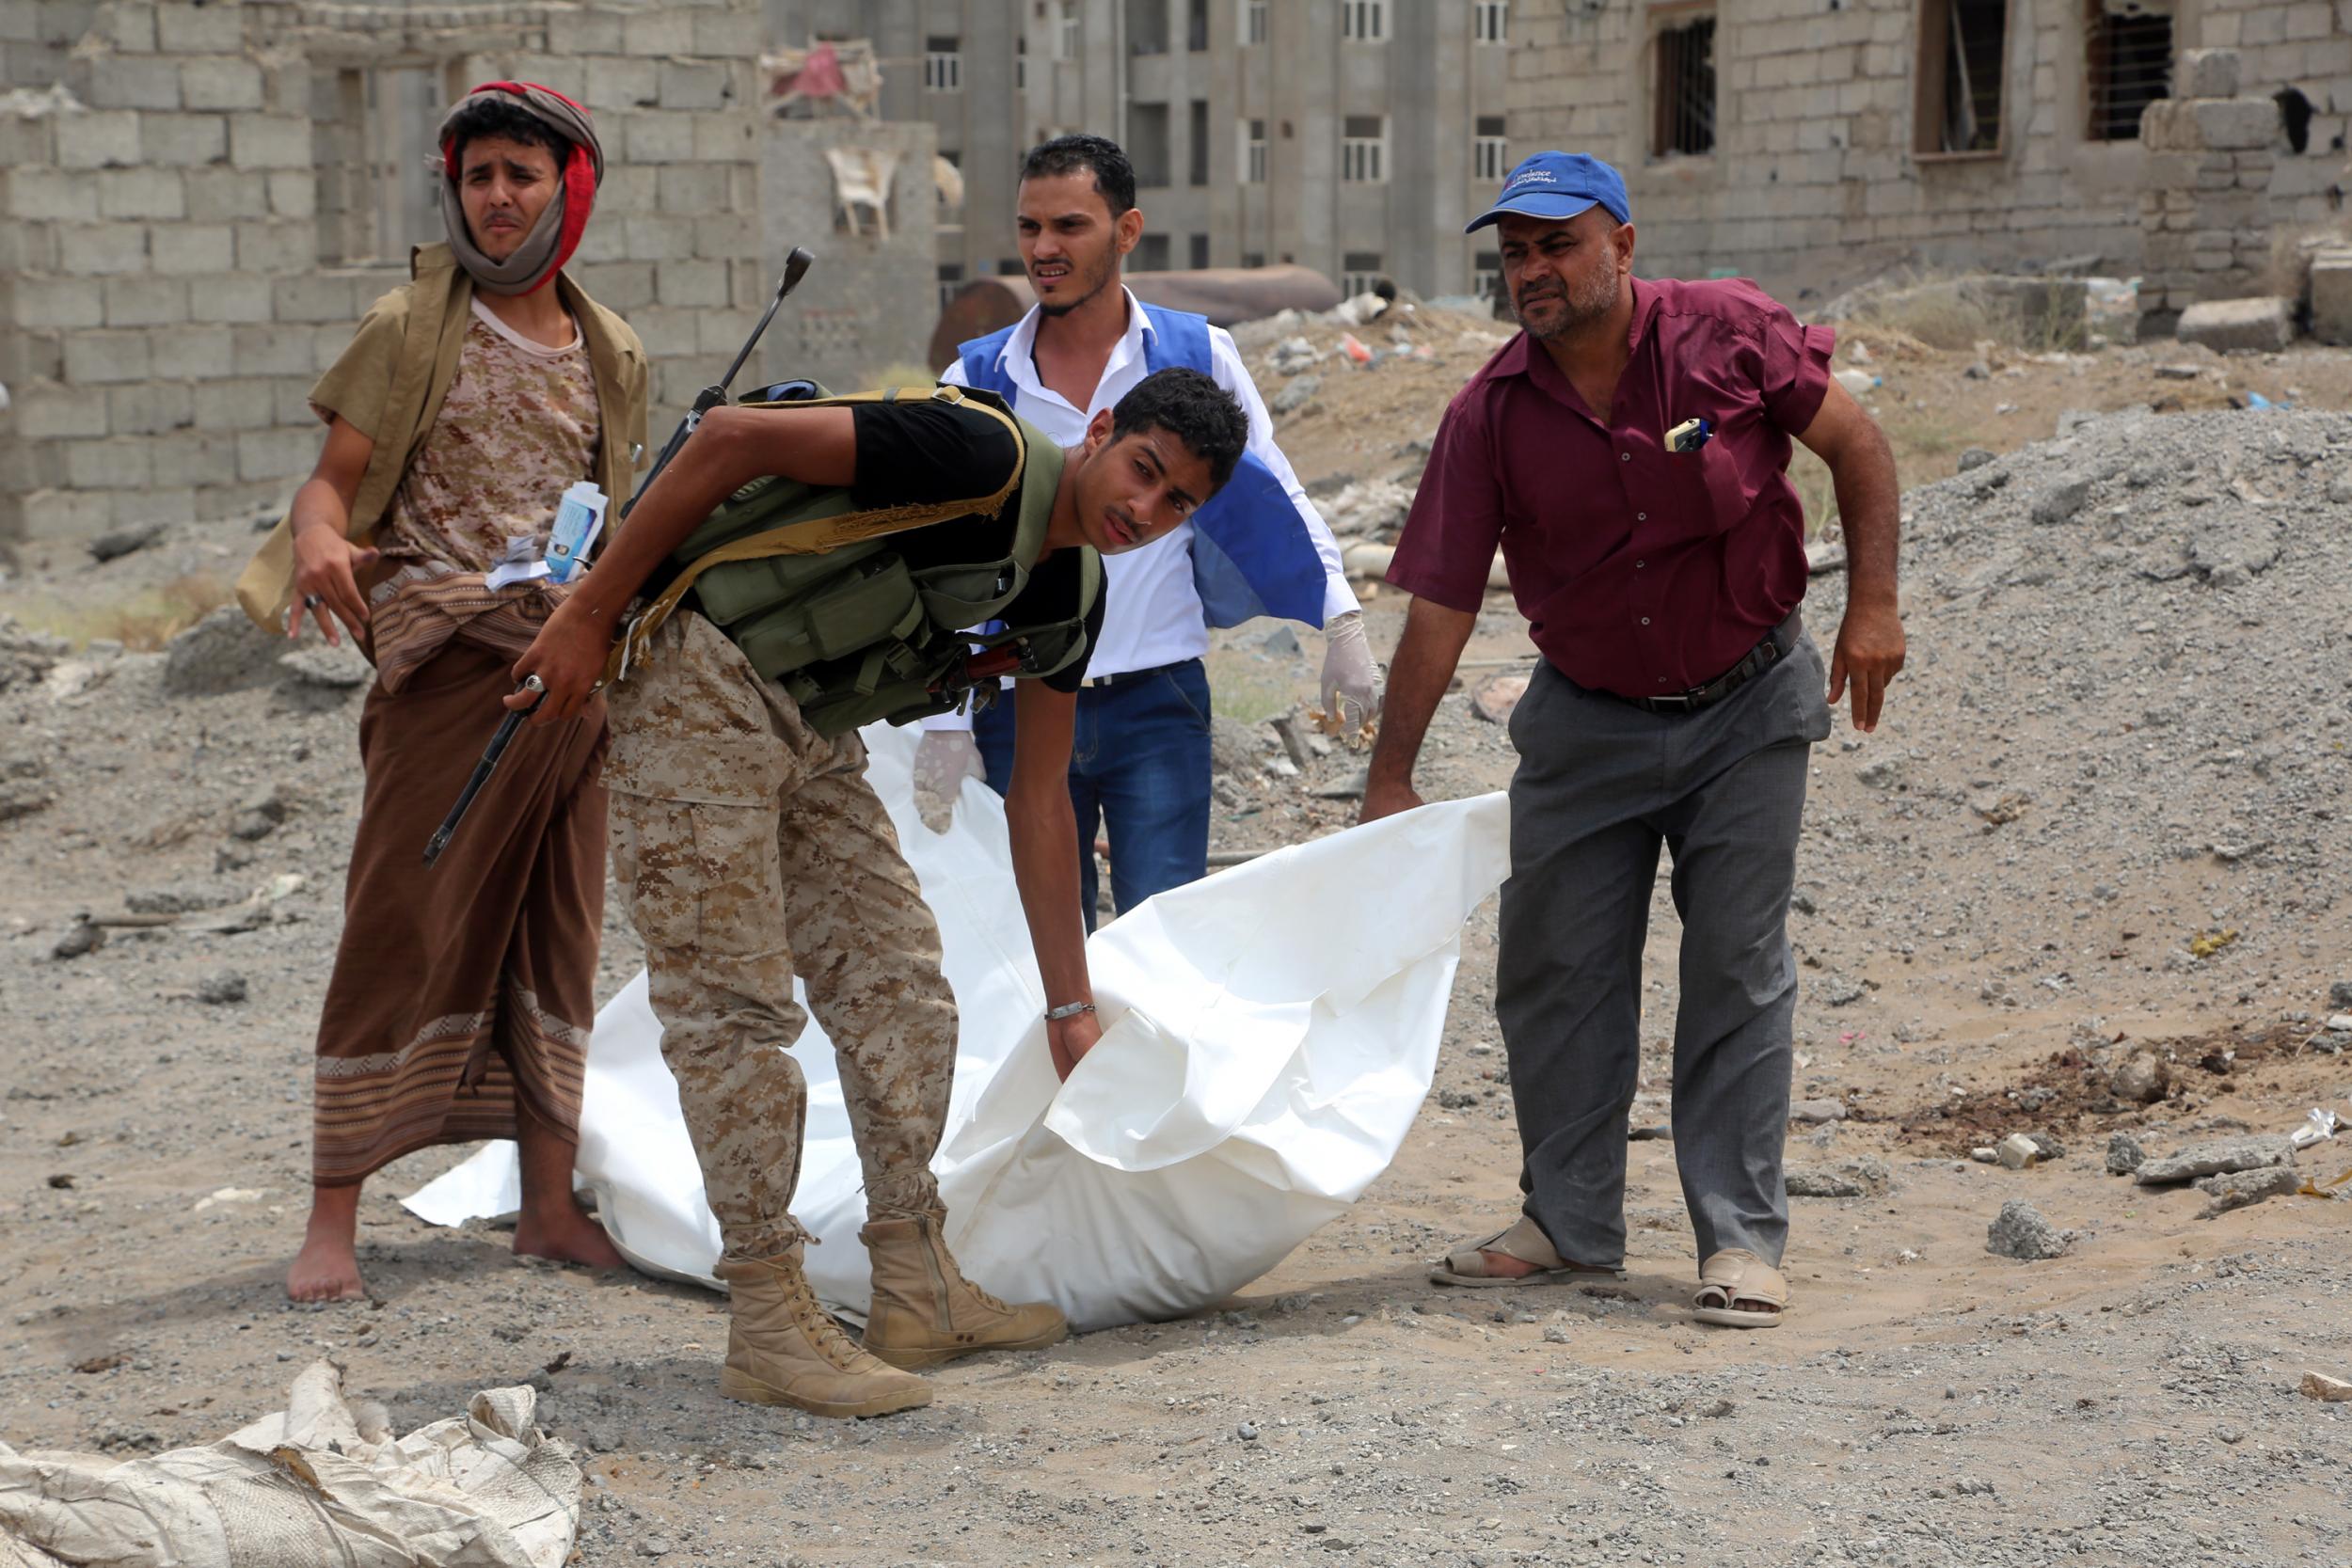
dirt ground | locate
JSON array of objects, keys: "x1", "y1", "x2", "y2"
[{"x1": 6, "y1": 325, "x2": 2352, "y2": 1568}]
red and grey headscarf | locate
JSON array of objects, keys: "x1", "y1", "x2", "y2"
[{"x1": 437, "y1": 81, "x2": 605, "y2": 296}]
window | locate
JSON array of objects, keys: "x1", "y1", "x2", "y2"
[
  {"x1": 1475, "y1": 0, "x2": 1509, "y2": 43},
  {"x1": 937, "y1": 262, "x2": 965, "y2": 310},
  {"x1": 1188, "y1": 0, "x2": 1210, "y2": 50},
  {"x1": 1242, "y1": 250, "x2": 1265, "y2": 268},
  {"x1": 1342, "y1": 251, "x2": 1385, "y2": 297},
  {"x1": 1057, "y1": 0, "x2": 1082, "y2": 60},
  {"x1": 1474, "y1": 250, "x2": 1502, "y2": 304},
  {"x1": 997, "y1": 257, "x2": 1025, "y2": 276},
  {"x1": 1474, "y1": 115, "x2": 1509, "y2": 181},
  {"x1": 2085, "y1": 0, "x2": 2169, "y2": 141},
  {"x1": 1242, "y1": 117, "x2": 1267, "y2": 182},
  {"x1": 1341, "y1": 115, "x2": 1387, "y2": 182},
  {"x1": 1342, "y1": 1, "x2": 1387, "y2": 41},
  {"x1": 1129, "y1": 101, "x2": 1172, "y2": 185},
  {"x1": 1136, "y1": 233, "x2": 1172, "y2": 272},
  {"x1": 1189, "y1": 100, "x2": 1211, "y2": 185},
  {"x1": 1914, "y1": 0, "x2": 2007, "y2": 153},
  {"x1": 1015, "y1": 36, "x2": 1027, "y2": 91},
  {"x1": 1652, "y1": 14, "x2": 1716, "y2": 157},
  {"x1": 1128, "y1": 0, "x2": 1168, "y2": 55},
  {"x1": 1241, "y1": 0, "x2": 1269, "y2": 44},
  {"x1": 1189, "y1": 232, "x2": 1210, "y2": 269},
  {"x1": 923, "y1": 35, "x2": 962, "y2": 92}
]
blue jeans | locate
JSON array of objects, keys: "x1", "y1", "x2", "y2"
[{"x1": 972, "y1": 659, "x2": 1213, "y2": 933}]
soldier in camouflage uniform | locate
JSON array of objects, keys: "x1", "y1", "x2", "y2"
[{"x1": 512, "y1": 369, "x2": 1253, "y2": 1418}]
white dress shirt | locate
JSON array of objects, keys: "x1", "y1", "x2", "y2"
[{"x1": 924, "y1": 290, "x2": 1354, "y2": 731}]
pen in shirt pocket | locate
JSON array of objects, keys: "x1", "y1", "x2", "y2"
[{"x1": 1666, "y1": 417, "x2": 1714, "y2": 454}]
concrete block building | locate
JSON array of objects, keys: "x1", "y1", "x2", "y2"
[
  {"x1": 771, "y1": 0, "x2": 1516, "y2": 307},
  {"x1": 1503, "y1": 0, "x2": 2347, "y2": 293}
]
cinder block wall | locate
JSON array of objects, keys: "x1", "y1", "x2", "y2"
[
  {"x1": 758, "y1": 119, "x2": 939, "y2": 391},
  {"x1": 0, "y1": 0, "x2": 763, "y2": 558},
  {"x1": 1504, "y1": 0, "x2": 2345, "y2": 297}
]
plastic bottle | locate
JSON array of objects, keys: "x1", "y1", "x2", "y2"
[{"x1": 546, "y1": 481, "x2": 608, "y2": 583}]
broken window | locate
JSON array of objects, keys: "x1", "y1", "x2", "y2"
[
  {"x1": 1474, "y1": 116, "x2": 1509, "y2": 182},
  {"x1": 1342, "y1": 251, "x2": 1385, "y2": 297},
  {"x1": 1189, "y1": 99, "x2": 1211, "y2": 185},
  {"x1": 1915, "y1": 0, "x2": 2007, "y2": 154},
  {"x1": 1652, "y1": 13, "x2": 1716, "y2": 158},
  {"x1": 1129, "y1": 102, "x2": 1171, "y2": 186},
  {"x1": 923, "y1": 36, "x2": 962, "y2": 93},
  {"x1": 2084, "y1": 0, "x2": 2170, "y2": 142},
  {"x1": 1341, "y1": 115, "x2": 1387, "y2": 182}
]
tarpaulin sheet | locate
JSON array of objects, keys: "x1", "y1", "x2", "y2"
[{"x1": 405, "y1": 723, "x2": 1507, "y2": 1330}]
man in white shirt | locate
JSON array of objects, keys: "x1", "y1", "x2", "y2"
[{"x1": 916, "y1": 134, "x2": 1377, "y2": 928}]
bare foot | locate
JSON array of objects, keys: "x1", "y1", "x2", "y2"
[
  {"x1": 289, "y1": 1184, "x2": 367, "y2": 1303},
  {"x1": 513, "y1": 1202, "x2": 628, "y2": 1270},
  {"x1": 1478, "y1": 1249, "x2": 1540, "y2": 1278}
]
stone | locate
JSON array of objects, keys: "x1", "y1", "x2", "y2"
[
  {"x1": 162, "y1": 605, "x2": 289, "y2": 696},
  {"x1": 1785, "y1": 1158, "x2": 1889, "y2": 1199},
  {"x1": 2175, "y1": 48, "x2": 2240, "y2": 100},
  {"x1": 2174, "y1": 297, "x2": 2294, "y2": 354},
  {"x1": 127, "y1": 884, "x2": 234, "y2": 915},
  {"x1": 2105, "y1": 1132, "x2": 2146, "y2": 1175},
  {"x1": 2030, "y1": 478, "x2": 2092, "y2": 527},
  {"x1": 197, "y1": 971, "x2": 248, "y2": 1005},
  {"x1": 0, "y1": 617, "x2": 70, "y2": 694},
  {"x1": 1237, "y1": 1421, "x2": 1260, "y2": 1442},
  {"x1": 2188, "y1": 98, "x2": 2282, "y2": 153},
  {"x1": 2301, "y1": 1371, "x2": 2352, "y2": 1402},
  {"x1": 1271, "y1": 374, "x2": 1321, "y2": 415},
  {"x1": 231, "y1": 786, "x2": 287, "y2": 842},
  {"x1": 2133, "y1": 1135, "x2": 2294, "y2": 1186},
  {"x1": 87, "y1": 522, "x2": 167, "y2": 562},
  {"x1": 1789, "y1": 1099, "x2": 1846, "y2": 1125},
  {"x1": 2109, "y1": 1050, "x2": 2169, "y2": 1104},
  {"x1": 0, "y1": 778, "x2": 54, "y2": 824},
  {"x1": 1855, "y1": 756, "x2": 1901, "y2": 788},
  {"x1": 1820, "y1": 975, "x2": 1866, "y2": 1007},
  {"x1": 1210, "y1": 716, "x2": 1263, "y2": 779},
  {"x1": 1470, "y1": 672, "x2": 1527, "y2": 724},
  {"x1": 1956, "y1": 448, "x2": 1995, "y2": 471},
  {"x1": 1311, "y1": 768, "x2": 1368, "y2": 801},
  {"x1": 1267, "y1": 336, "x2": 1320, "y2": 374},
  {"x1": 2196, "y1": 1164, "x2": 2297, "y2": 1217},
  {"x1": 1996, "y1": 1132, "x2": 2042, "y2": 1170},
  {"x1": 1985, "y1": 1200, "x2": 2069, "y2": 1260},
  {"x1": 52, "y1": 919, "x2": 105, "y2": 960},
  {"x1": 2309, "y1": 251, "x2": 2352, "y2": 347},
  {"x1": 1262, "y1": 625, "x2": 1303, "y2": 658},
  {"x1": 278, "y1": 644, "x2": 372, "y2": 689},
  {"x1": 2027, "y1": 1132, "x2": 2065, "y2": 1161}
]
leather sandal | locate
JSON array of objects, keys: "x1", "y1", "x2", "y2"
[
  {"x1": 1428, "y1": 1214, "x2": 1627, "y2": 1288},
  {"x1": 1692, "y1": 1247, "x2": 1788, "y2": 1328}
]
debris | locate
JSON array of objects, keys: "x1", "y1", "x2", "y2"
[
  {"x1": 231, "y1": 786, "x2": 288, "y2": 842},
  {"x1": 1310, "y1": 768, "x2": 1368, "y2": 801},
  {"x1": 1970, "y1": 1147, "x2": 1998, "y2": 1164},
  {"x1": 1986, "y1": 1200, "x2": 2069, "y2": 1260},
  {"x1": 1785, "y1": 1157, "x2": 1890, "y2": 1198},
  {"x1": 1956, "y1": 448, "x2": 1996, "y2": 471},
  {"x1": 1804, "y1": 539, "x2": 1846, "y2": 576},
  {"x1": 1995, "y1": 1132, "x2": 2042, "y2": 1170},
  {"x1": 190, "y1": 1186, "x2": 270, "y2": 1212},
  {"x1": 87, "y1": 523, "x2": 166, "y2": 563},
  {"x1": 2030, "y1": 479, "x2": 2091, "y2": 527},
  {"x1": 1833, "y1": 368, "x2": 1881, "y2": 397},
  {"x1": 161, "y1": 605, "x2": 289, "y2": 697},
  {"x1": 197, "y1": 971, "x2": 248, "y2": 1005},
  {"x1": 2299, "y1": 1370, "x2": 2352, "y2": 1402},
  {"x1": 46, "y1": 1174, "x2": 75, "y2": 1189},
  {"x1": 2288, "y1": 1107, "x2": 2341, "y2": 1150},
  {"x1": 1338, "y1": 333, "x2": 1373, "y2": 365},
  {"x1": 2196, "y1": 1164, "x2": 2299, "y2": 1218},
  {"x1": 1267, "y1": 712, "x2": 1313, "y2": 769},
  {"x1": 2106, "y1": 1132, "x2": 2146, "y2": 1176},
  {"x1": 2173, "y1": 297, "x2": 2294, "y2": 355},
  {"x1": 1854, "y1": 757, "x2": 1902, "y2": 789},
  {"x1": 278, "y1": 643, "x2": 373, "y2": 689},
  {"x1": 72, "y1": 1354, "x2": 129, "y2": 1374},
  {"x1": 1271, "y1": 374, "x2": 1321, "y2": 415},
  {"x1": 1470, "y1": 672, "x2": 1528, "y2": 724},
  {"x1": 1789, "y1": 1099, "x2": 1847, "y2": 1125},
  {"x1": 2133, "y1": 1135, "x2": 2295, "y2": 1187},
  {"x1": 2109, "y1": 1050, "x2": 2169, "y2": 1104},
  {"x1": 0, "y1": 775, "x2": 56, "y2": 823}
]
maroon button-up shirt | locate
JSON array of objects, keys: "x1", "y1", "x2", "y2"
[{"x1": 1388, "y1": 277, "x2": 1835, "y2": 699}]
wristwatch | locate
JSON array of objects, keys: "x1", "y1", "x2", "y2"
[{"x1": 1044, "y1": 1000, "x2": 1096, "y2": 1022}]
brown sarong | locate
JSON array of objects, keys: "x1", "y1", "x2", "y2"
[{"x1": 311, "y1": 632, "x2": 608, "y2": 1185}]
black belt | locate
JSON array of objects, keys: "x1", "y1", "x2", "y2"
[
  {"x1": 1082, "y1": 657, "x2": 1195, "y2": 690},
  {"x1": 1613, "y1": 612, "x2": 1800, "y2": 715}
]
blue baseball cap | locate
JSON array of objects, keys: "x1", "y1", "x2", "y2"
[{"x1": 1464, "y1": 151, "x2": 1630, "y2": 233}]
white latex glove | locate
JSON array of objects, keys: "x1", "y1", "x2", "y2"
[
  {"x1": 912, "y1": 729, "x2": 986, "y2": 832},
  {"x1": 1320, "y1": 610, "x2": 1383, "y2": 730}
]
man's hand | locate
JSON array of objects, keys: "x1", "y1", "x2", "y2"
[
  {"x1": 1828, "y1": 596, "x2": 1904, "y2": 733},
  {"x1": 1046, "y1": 1007, "x2": 1104, "y2": 1081},
  {"x1": 1359, "y1": 777, "x2": 1425, "y2": 824},
  {"x1": 288, "y1": 522, "x2": 378, "y2": 647},
  {"x1": 507, "y1": 596, "x2": 612, "y2": 724},
  {"x1": 912, "y1": 729, "x2": 987, "y2": 832},
  {"x1": 1320, "y1": 610, "x2": 1382, "y2": 728}
]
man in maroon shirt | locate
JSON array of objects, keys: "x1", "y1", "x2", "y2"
[{"x1": 1361, "y1": 153, "x2": 1905, "y2": 1328}]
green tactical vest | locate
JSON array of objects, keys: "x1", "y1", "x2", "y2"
[{"x1": 610, "y1": 384, "x2": 1103, "y2": 738}]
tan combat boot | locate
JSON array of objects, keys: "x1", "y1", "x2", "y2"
[
  {"x1": 712, "y1": 1249, "x2": 932, "y2": 1418},
  {"x1": 859, "y1": 1210, "x2": 1069, "y2": 1369}
]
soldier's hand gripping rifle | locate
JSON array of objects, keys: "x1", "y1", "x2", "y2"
[{"x1": 421, "y1": 246, "x2": 817, "y2": 867}]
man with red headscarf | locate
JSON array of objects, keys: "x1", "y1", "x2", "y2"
[{"x1": 234, "y1": 83, "x2": 649, "y2": 1303}]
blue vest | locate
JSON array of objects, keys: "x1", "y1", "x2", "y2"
[{"x1": 956, "y1": 305, "x2": 1329, "y2": 628}]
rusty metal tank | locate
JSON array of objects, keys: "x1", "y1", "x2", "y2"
[{"x1": 926, "y1": 265, "x2": 1343, "y2": 372}]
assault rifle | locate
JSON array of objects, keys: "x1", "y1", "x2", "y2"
[{"x1": 422, "y1": 246, "x2": 817, "y2": 867}]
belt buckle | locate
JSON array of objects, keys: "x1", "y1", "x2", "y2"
[{"x1": 1647, "y1": 689, "x2": 1697, "y2": 711}]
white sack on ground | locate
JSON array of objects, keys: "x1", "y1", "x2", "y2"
[
  {"x1": 0, "y1": 1360, "x2": 580, "y2": 1568},
  {"x1": 406, "y1": 723, "x2": 1508, "y2": 1330}
]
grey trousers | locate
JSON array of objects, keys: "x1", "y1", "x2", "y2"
[{"x1": 1494, "y1": 631, "x2": 1832, "y2": 1269}]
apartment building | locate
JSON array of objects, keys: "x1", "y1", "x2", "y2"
[{"x1": 769, "y1": 0, "x2": 1518, "y2": 306}]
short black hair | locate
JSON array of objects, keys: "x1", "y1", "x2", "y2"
[
  {"x1": 442, "y1": 97, "x2": 568, "y2": 171},
  {"x1": 1020, "y1": 134, "x2": 1136, "y2": 219},
  {"x1": 1109, "y1": 368, "x2": 1248, "y2": 491}
]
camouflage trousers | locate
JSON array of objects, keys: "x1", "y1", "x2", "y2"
[{"x1": 604, "y1": 611, "x2": 957, "y2": 1259}]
